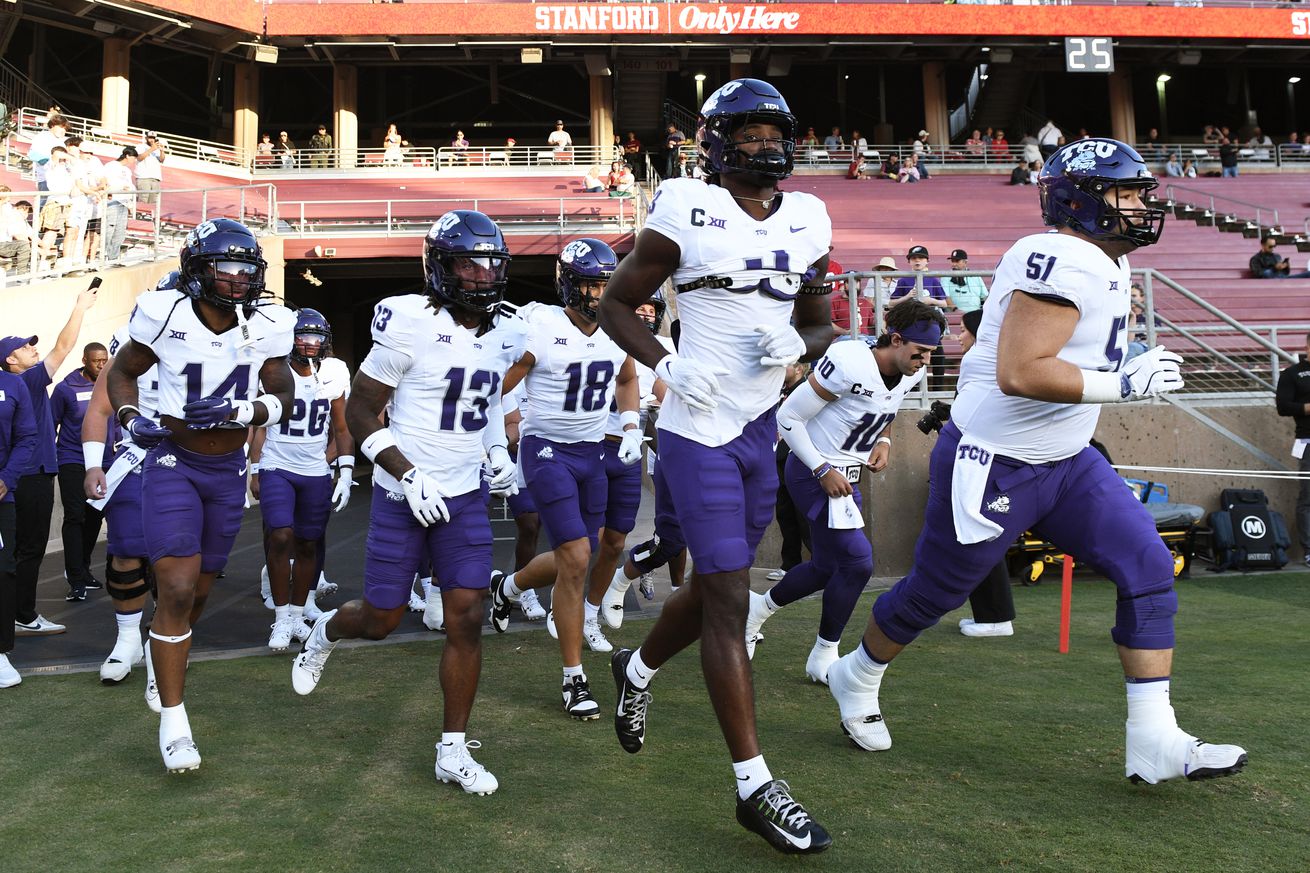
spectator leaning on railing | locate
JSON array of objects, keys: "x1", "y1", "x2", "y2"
[
  {"x1": 136, "y1": 133, "x2": 165, "y2": 205},
  {"x1": 101, "y1": 147, "x2": 137, "y2": 265},
  {"x1": 309, "y1": 125, "x2": 332, "y2": 168},
  {"x1": 0, "y1": 186, "x2": 34, "y2": 276},
  {"x1": 945, "y1": 249, "x2": 988, "y2": 313}
]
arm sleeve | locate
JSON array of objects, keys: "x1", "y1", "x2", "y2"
[
  {"x1": 776, "y1": 380, "x2": 832, "y2": 472},
  {"x1": 1, "y1": 382, "x2": 37, "y2": 492},
  {"x1": 641, "y1": 181, "x2": 685, "y2": 248},
  {"x1": 482, "y1": 387, "x2": 508, "y2": 452},
  {"x1": 1276, "y1": 368, "x2": 1303, "y2": 417}
]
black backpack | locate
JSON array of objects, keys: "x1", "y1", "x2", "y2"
[{"x1": 1208, "y1": 489, "x2": 1290, "y2": 571}]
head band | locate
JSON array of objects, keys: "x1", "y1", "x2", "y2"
[{"x1": 895, "y1": 319, "x2": 943, "y2": 348}]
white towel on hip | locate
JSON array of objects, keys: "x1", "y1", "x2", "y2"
[
  {"x1": 87, "y1": 438, "x2": 149, "y2": 511},
  {"x1": 950, "y1": 435, "x2": 1006, "y2": 545}
]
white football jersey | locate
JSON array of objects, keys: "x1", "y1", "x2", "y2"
[
  {"x1": 952, "y1": 231, "x2": 1133, "y2": 463},
  {"x1": 258, "y1": 365, "x2": 349, "y2": 477},
  {"x1": 643, "y1": 177, "x2": 832, "y2": 447},
  {"x1": 109, "y1": 324, "x2": 159, "y2": 419},
  {"x1": 128, "y1": 291, "x2": 295, "y2": 419},
  {"x1": 359, "y1": 295, "x2": 525, "y2": 496},
  {"x1": 317, "y1": 356, "x2": 352, "y2": 399},
  {"x1": 801, "y1": 338, "x2": 925, "y2": 468},
  {"x1": 606, "y1": 333, "x2": 673, "y2": 437},
  {"x1": 519, "y1": 304, "x2": 628, "y2": 445}
]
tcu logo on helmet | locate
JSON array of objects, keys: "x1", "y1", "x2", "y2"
[
  {"x1": 436, "y1": 212, "x2": 462, "y2": 233},
  {"x1": 702, "y1": 80, "x2": 741, "y2": 112},
  {"x1": 560, "y1": 240, "x2": 593, "y2": 264}
]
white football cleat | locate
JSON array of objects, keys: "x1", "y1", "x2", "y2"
[
  {"x1": 805, "y1": 643, "x2": 840, "y2": 686},
  {"x1": 583, "y1": 617, "x2": 613, "y2": 653},
  {"x1": 637, "y1": 571, "x2": 656, "y2": 600},
  {"x1": 143, "y1": 641, "x2": 162, "y2": 714},
  {"x1": 161, "y1": 733, "x2": 201, "y2": 774},
  {"x1": 290, "y1": 617, "x2": 312, "y2": 644},
  {"x1": 765, "y1": 568, "x2": 786, "y2": 582},
  {"x1": 423, "y1": 586, "x2": 445, "y2": 632},
  {"x1": 291, "y1": 610, "x2": 339, "y2": 696},
  {"x1": 315, "y1": 573, "x2": 338, "y2": 599},
  {"x1": 518, "y1": 588, "x2": 547, "y2": 621},
  {"x1": 407, "y1": 589, "x2": 426, "y2": 613},
  {"x1": 601, "y1": 569, "x2": 630, "y2": 629},
  {"x1": 546, "y1": 610, "x2": 558, "y2": 640},
  {"x1": 827, "y1": 653, "x2": 891, "y2": 751},
  {"x1": 303, "y1": 593, "x2": 324, "y2": 623},
  {"x1": 100, "y1": 631, "x2": 145, "y2": 685},
  {"x1": 1126, "y1": 722, "x2": 1248, "y2": 784},
  {"x1": 0, "y1": 653, "x2": 20, "y2": 688},
  {"x1": 435, "y1": 740, "x2": 499, "y2": 795},
  {"x1": 268, "y1": 616, "x2": 295, "y2": 652},
  {"x1": 744, "y1": 591, "x2": 773, "y2": 660},
  {"x1": 959, "y1": 618, "x2": 1014, "y2": 638},
  {"x1": 260, "y1": 565, "x2": 273, "y2": 610}
]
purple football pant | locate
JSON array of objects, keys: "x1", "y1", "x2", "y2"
[
  {"x1": 602, "y1": 439, "x2": 642, "y2": 534},
  {"x1": 141, "y1": 439, "x2": 247, "y2": 573},
  {"x1": 873, "y1": 422, "x2": 1176, "y2": 649},
  {"x1": 628, "y1": 458, "x2": 686, "y2": 573},
  {"x1": 521, "y1": 435, "x2": 607, "y2": 550},
  {"x1": 363, "y1": 483, "x2": 492, "y2": 610},
  {"x1": 104, "y1": 459, "x2": 146, "y2": 560},
  {"x1": 769, "y1": 454, "x2": 874, "y2": 642},
  {"x1": 505, "y1": 444, "x2": 537, "y2": 517},
  {"x1": 259, "y1": 468, "x2": 333, "y2": 540},
  {"x1": 656, "y1": 410, "x2": 778, "y2": 575}
]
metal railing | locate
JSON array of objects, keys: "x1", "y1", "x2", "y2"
[
  {"x1": 276, "y1": 194, "x2": 638, "y2": 237},
  {"x1": 252, "y1": 146, "x2": 439, "y2": 172},
  {"x1": 0, "y1": 183, "x2": 276, "y2": 288},
  {"x1": 1162, "y1": 184, "x2": 1280, "y2": 232},
  {"x1": 0, "y1": 61, "x2": 53, "y2": 118},
  {"x1": 435, "y1": 144, "x2": 624, "y2": 170},
  {"x1": 17, "y1": 107, "x2": 250, "y2": 169}
]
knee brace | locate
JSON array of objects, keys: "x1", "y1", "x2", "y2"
[
  {"x1": 106, "y1": 561, "x2": 151, "y2": 601},
  {"x1": 1112, "y1": 584, "x2": 1178, "y2": 650},
  {"x1": 629, "y1": 534, "x2": 685, "y2": 575}
]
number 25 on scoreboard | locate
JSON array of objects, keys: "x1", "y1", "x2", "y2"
[{"x1": 1064, "y1": 37, "x2": 1114, "y2": 73}]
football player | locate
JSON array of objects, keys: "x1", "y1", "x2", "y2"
[
  {"x1": 248, "y1": 308, "x2": 353, "y2": 652},
  {"x1": 826, "y1": 139, "x2": 1248, "y2": 786},
  {"x1": 489, "y1": 237, "x2": 641, "y2": 719},
  {"x1": 597, "y1": 78, "x2": 834, "y2": 853},
  {"x1": 291, "y1": 210, "x2": 520, "y2": 796},
  {"x1": 107, "y1": 219, "x2": 296, "y2": 773},
  {"x1": 744, "y1": 302, "x2": 941, "y2": 684}
]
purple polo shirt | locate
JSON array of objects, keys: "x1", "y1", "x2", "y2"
[
  {"x1": 891, "y1": 274, "x2": 947, "y2": 303},
  {"x1": 50, "y1": 368, "x2": 105, "y2": 467},
  {"x1": 18, "y1": 363, "x2": 57, "y2": 475},
  {"x1": 0, "y1": 370, "x2": 37, "y2": 501}
]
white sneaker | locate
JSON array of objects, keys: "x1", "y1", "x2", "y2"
[
  {"x1": 407, "y1": 589, "x2": 426, "y2": 613},
  {"x1": 14, "y1": 615, "x2": 66, "y2": 636},
  {"x1": 1125, "y1": 722, "x2": 1248, "y2": 784},
  {"x1": 423, "y1": 587, "x2": 445, "y2": 632},
  {"x1": 260, "y1": 565, "x2": 273, "y2": 609},
  {"x1": 292, "y1": 609, "x2": 339, "y2": 696},
  {"x1": 827, "y1": 653, "x2": 892, "y2": 751},
  {"x1": 143, "y1": 641, "x2": 161, "y2": 714},
  {"x1": 744, "y1": 591, "x2": 773, "y2": 660},
  {"x1": 546, "y1": 610, "x2": 558, "y2": 640},
  {"x1": 765, "y1": 568, "x2": 786, "y2": 582},
  {"x1": 268, "y1": 615, "x2": 295, "y2": 652},
  {"x1": 959, "y1": 618, "x2": 1014, "y2": 638},
  {"x1": 316, "y1": 573, "x2": 338, "y2": 599},
  {"x1": 601, "y1": 569, "x2": 630, "y2": 629},
  {"x1": 518, "y1": 588, "x2": 546, "y2": 621},
  {"x1": 637, "y1": 571, "x2": 656, "y2": 600},
  {"x1": 805, "y1": 643, "x2": 840, "y2": 686},
  {"x1": 0, "y1": 653, "x2": 20, "y2": 688},
  {"x1": 583, "y1": 617, "x2": 613, "y2": 653},
  {"x1": 100, "y1": 632, "x2": 145, "y2": 684},
  {"x1": 161, "y1": 728, "x2": 201, "y2": 774},
  {"x1": 290, "y1": 617, "x2": 311, "y2": 644},
  {"x1": 435, "y1": 740, "x2": 499, "y2": 796}
]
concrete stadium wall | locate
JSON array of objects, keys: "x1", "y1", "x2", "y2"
[{"x1": 754, "y1": 401, "x2": 1299, "y2": 578}]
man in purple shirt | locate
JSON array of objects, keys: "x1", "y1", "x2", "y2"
[
  {"x1": 51, "y1": 342, "x2": 110, "y2": 601},
  {"x1": 891, "y1": 245, "x2": 952, "y2": 391},
  {"x1": 0, "y1": 284, "x2": 98, "y2": 637},
  {"x1": 0, "y1": 367, "x2": 38, "y2": 687}
]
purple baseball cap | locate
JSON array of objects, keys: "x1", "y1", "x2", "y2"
[{"x1": 0, "y1": 335, "x2": 38, "y2": 362}]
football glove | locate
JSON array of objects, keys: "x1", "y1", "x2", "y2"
[
  {"x1": 753, "y1": 323, "x2": 807, "y2": 368},
  {"x1": 654, "y1": 355, "x2": 729, "y2": 413},
  {"x1": 400, "y1": 467, "x2": 450, "y2": 527}
]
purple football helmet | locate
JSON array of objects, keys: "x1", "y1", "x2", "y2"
[
  {"x1": 1038, "y1": 138, "x2": 1165, "y2": 247},
  {"x1": 698, "y1": 78, "x2": 797, "y2": 181},
  {"x1": 557, "y1": 237, "x2": 617, "y2": 321}
]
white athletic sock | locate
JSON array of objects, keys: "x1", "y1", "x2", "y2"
[
  {"x1": 440, "y1": 731, "x2": 466, "y2": 748},
  {"x1": 762, "y1": 591, "x2": 781, "y2": 614},
  {"x1": 314, "y1": 616, "x2": 337, "y2": 647},
  {"x1": 274, "y1": 604, "x2": 289, "y2": 623},
  {"x1": 421, "y1": 577, "x2": 433, "y2": 598},
  {"x1": 1126, "y1": 678, "x2": 1175, "y2": 725},
  {"x1": 289, "y1": 604, "x2": 304, "y2": 624},
  {"x1": 733, "y1": 755, "x2": 773, "y2": 800},
  {"x1": 851, "y1": 643, "x2": 889, "y2": 691},
  {"x1": 504, "y1": 573, "x2": 523, "y2": 598},
  {"x1": 305, "y1": 588, "x2": 318, "y2": 608},
  {"x1": 115, "y1": 610, "x2": 142, "y2": 633},
  {"x1": 813, "y1": 636, "x2": 839, "y2": 651},
  {"x1": 625, "y1": 647, "x2": 657, "y2": 689},
  {"x1": 562, "y1": 664, "x2": 584, "y2": 680},
  {"x1": 584, "y1": 601, "x2": 600, "y2": 623},
  {"x1": 611, "y1": 566, "x2": 633, "y2": 591},
  {"x1": 160, "y1": 702, "x2": 189, "y2": 738}
]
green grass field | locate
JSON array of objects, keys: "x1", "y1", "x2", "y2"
[{"x1": 3, "y1": 573, "x2": 1308, "y2": 873}]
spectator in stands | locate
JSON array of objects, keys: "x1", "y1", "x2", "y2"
[
  {"x1": 1009, "y1": 156, "x2": 1031, "y2": 185},
  {"x1": 912, "y1": 130, "x2": 932, "y2": 177},
  {"x1": 451, "y1": 130, "x2": 469, "y2": 151},
  {"x1": 879, "y1": 153, "x2": 901, "y2": 180},
  {"x1": 1130, "y1": 280, "x2": 1145, "y2": 308},
  {"x1": 1019, "y1": 132, "x2": 1040, "y2": 165},
  {"x1": 1251, "y1": 235, "x2": 1310, "y2": 279},
  {"x1": 800, "y1": 127, "x2": 819, "y2": 149},
  {"x1": 275, "y1": 131, "x2": 297, "y2": 169},
  {"x1": 1219, "y1": 136, "x2": 1240, "y2": 177},
  {"x1": 0, "y1": 187, "x2": 34, "y2": 276},
  {"x1": 827, "y1": 258, "x2": 874, "y2": 335},
  {"x1": 663, "y1": 124, "x2": 686, "y2": 179},
  {"x1": 309, "y1": 125, "x2": 332, "y2": 168},
  {"x1": 37, "y1": 146, "x2": 74, "y2": 266},
  {"x1": 256, "y1": 132, "x2": 274, "y2": 168},
  {"x1": 1287, "y1": 132, "x2": 1302, "y2": 152},
  {"x1": 1275, "y1": 333, "x2": 1310, "y2": 565},
  {"x1": 1248, "y1": 127, "x2": 1273, "y2": 161},
  {"x1": 101, "y1": 147, "x2": 136, "y2": 265},
  {"x1": 898, "y1": 154, "x2": 921, "y2": 183},
  {"x1": 1181, "y1": 158, "x2": 1198, "y2": 178},
  {"x1": 1165, "y1": 153, "x2": 1183, "y2": 177},
  {"x1": 136, "y1": 132, "x2": 165, "y2": 205},
  {"x1": 966, "y1": 129, "x2": 985, "y2": 157},
  {"x1": 548, "y1": 120, "x2": 572, "y2": 156},
  {"x1": 29, "y1": 116, "x2": 68, "y2": 195},
  {"x1": 945, "y1": 249, "x2": 988, "y2": 313},
  {"x1": 823, "y1": 126, "x2": 844, "y2": 152},
  {"x1": 850, "y1": 129, "x2": 868, "y2": 156},
  {"x1": 1037, "y1": 119, "x2": 1062, "y2": 160},
  {"x1": 892, "y1": 245, "x2": 949, "y2": 310},
  {"x1": 66, "y1": 136, "x2": 106, "y2": 268},
  {"x1": 862, "y1": 256, "x2": 899, "y2": 311},
  {"x1": 582, "y1": 165, "x2": 606, "y2": 193},
  {"x1": 51, "y1": 342, "x2": 108, "y2": 601},
  {"x1": 383, "y1": 123, "x2": 406, "y2": 166},
  {"x1": 623, "y1": 131, "x2": 642, "y2": 174},
  {"x1": 847, "y1": 153, "x2": 872, "y2": 180},
  {"x1": 1202, "y1": 125, "x2": 1221, "y2": 146},
  {"x1": 1142, "y1": 128, "x2": 1162, "y2": 159},
  {"x1": 990, "y1": 129, "x2": 1010, "y2": 158},
  {"x1": 1127, "y1": 300, "x2": 1150, "y2": 361},
  {"x1": 1027, "y1": 159, "x2": 1042, "y2": 184},
  {"x1": 981, "y1": 126, "x2": 995, "y2": 147},
  {"x1": 610, "y1": 162, "x2": 636, "y2": 198}
]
